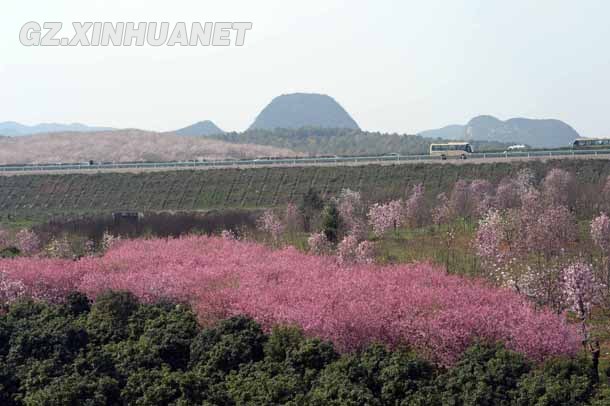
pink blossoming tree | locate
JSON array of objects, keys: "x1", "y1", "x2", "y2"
[
  {"x1": 367, "y1": 200, "x2": 403, "y2": 237},
  {"x1": 561, "y1": 261, "x2": 601, "y2": 376},
  {"x1": 284, "y1": 202, "x2": 301, "y2": 235},
  {"x1": 15, "y1": 229, "x2": 41, "y2": 256},
  {"x1": 307, "y1": 232, "x2": 333, "y2": 255},
  {"x1": 542, "y1": 168, "x2": 576, "y2": 208},
  {"x1": 0, "y1": 236, "x2": 580, "y2": 365},
  {"x1": 403, "y1": 184, "x2": 427, "y2": 228},
  {"x1": 591, "y1": 213, "x2": 610, "y2": 301},
  {"x1": 336, "y1": 189, "x2": 368, "y2": 240},
  {"x1": 257, "y1": 209, "x2": 285, "y2": 244},
  {"x1": 336, "y1": 235, "x2": 375, "y2": 265}
]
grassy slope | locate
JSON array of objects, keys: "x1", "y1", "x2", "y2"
[{"x1": 1, "y1": 158, "x2": 609, "y2": 222}]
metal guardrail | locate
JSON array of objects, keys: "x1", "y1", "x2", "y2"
[{"x1": 1, "y1": 149, "x2": 610, "y2": 173}]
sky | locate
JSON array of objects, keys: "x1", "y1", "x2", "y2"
[{"x1": 1, "y1": 0, "x2": 609, "y2": 136}]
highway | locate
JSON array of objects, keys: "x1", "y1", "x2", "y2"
[{"x1": 1, "y1": 149, "x2": 610, "y2": 175}]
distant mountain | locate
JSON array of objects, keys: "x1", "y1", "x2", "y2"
[
  {"x1": 419, "y1": 115, "x2": 579, "y2": 148},
  {"x1": 173, "y1": 120, "x2": 224, "y2": 136},
  {"x1": 248, "y1": 93, "x2": 360, "y2": 130},
  {"x1": 416, "y1": 124, "x2": 465, "y2": 140},
  {"x1": 0, "y1": 121, "x2": 115, "y2": 136}
]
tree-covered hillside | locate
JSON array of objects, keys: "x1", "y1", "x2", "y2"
[{"x1": 210, "y1": 127, "x2": 511, "y2": 156}]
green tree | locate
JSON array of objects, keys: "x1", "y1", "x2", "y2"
[
  {"x1": 321, "y1": 201, "x2": 341, "y2": 244},
  {"x1": 433, "y1": 344, "x2": 531, "y2": 406},
  {"x1": 513, "y1": 356, "x2": 596, "y2": 406}
]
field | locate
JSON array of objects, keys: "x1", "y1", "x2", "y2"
[
  {"x1": 2, "y1": 158, "x2": 610, "y2": 223},
  {"x1": 3, "y1": 158, "x2": 610, "y2": 404}
]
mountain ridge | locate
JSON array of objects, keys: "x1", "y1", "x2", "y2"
[
  {"x1": 0, "y1": 121, "x2": 115, "y2": 136},
  {"x1": 419, "y1": 115, "x2": 580, "y2": 148}
]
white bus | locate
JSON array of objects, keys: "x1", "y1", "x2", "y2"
[{"x1": 429, "y1": 142, "x2": 473, "y2": 160}]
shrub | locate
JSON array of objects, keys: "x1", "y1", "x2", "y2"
[
  {"x1": 0, "y1": 297, "x2": 604, "y2": 404},
  {"x1": 189, "y1": 316, "x2": 267, "y2": 376},
  {"x1": 513, "y1": 356, "x2": 596, "y2": 406},
  {"x1": 433, "y1": 344, "x2": 531, "y2": 406},
  {"x1": 86, "y1": 291, "x2": 140, "y2": 344}
]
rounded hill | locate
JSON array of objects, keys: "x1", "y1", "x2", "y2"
[{"x1": 248, "y1": 93, "x2": 360, "y2": 130}]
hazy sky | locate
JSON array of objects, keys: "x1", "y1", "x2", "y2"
[{"x1": 1, "y1": 0, "x2": 609, "y2": 136}]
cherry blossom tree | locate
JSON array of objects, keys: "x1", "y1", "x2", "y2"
[
  {"x1": 563, "y1": 262, "x2": 599, "y2": 321},
  {"x1": 515, "y1": 168, "x2": 536, "y2": 192},
  {"x1": 367, "y1": 200, "x2": 403, "y2": 237},
  {"x1": 591, "y1": 213, "x2": 610, "y2": 301},
  {"x1": 591, "y1": 213, "x2": 610, "y2": 255},
  {"x1": 525, "y1": 205, "x2": 577, "y2": 262},
  {"x1": 432, "y1": 193, "x2": 452, "y2": 225},
  {"x1": 403, "y1": 184, "x2": 427, "y2": 228},
  {"x1": 449, "y1": 179, "x2": 470, "y2": 218},
  {"x1": 469, "y1": 179, "x2": 494, "y2": 218},
  {"x1": 475, "y1": 210, "x2": 512, "y2": 284},
  {"x1": 562, "y1": 261, "x2": 601, "y2": 378},
  {"x1": 494, "y1": 179, "x2": 522, "y2": 210},
  {"x1": 336, "y1": 189, "x2": 364, "y2": 226},
  {"x1": 307, "y1": 232, "x2": 332, "y2": 255},
  {"x1": 335, "y1": 189, "x2": 367, "y2": 240},
  {"x1": 336, "y1": 235, "x2": 375, "y2": 265},
  {"x1": 83, "y1": 240, "x2": 96, "y2": 256},
  {"x1": 221, "y1": 229, "x2": 238, "y2": 241},
  {"x1": 15, "y1": 229, "x2": 41, "y2": 256},
  {"x1": 542, "y1": 168, "x2": 576, "y2": 208},
  {"x1": 257, "y1": 209, "x2": 285, "y2": 244},
  {"x1": 0, "y1": 271, "x2": 26, "y2": 307},
  {"x1": 0, "y1": 235, "x2": 580, "y2": 365},
  {"x1": 475, "y1": 203, "x2": 577, "y2": 310},
  {"x1": 284, "y1": 202, "x2": 301, "y2": 235}
]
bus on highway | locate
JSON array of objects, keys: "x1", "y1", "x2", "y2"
[
  {"x1": 429, "y1": 142, "x2": 473, "y2": 160},
  {"x1": 573, "y1": 138, "x2": 610, "y2": 149}
]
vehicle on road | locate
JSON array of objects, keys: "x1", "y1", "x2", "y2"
[
  {"x1": 573, "y1": 138, "x2": 610, "y2": 149},
  {"x1": 429, "y1": 142, "x2": 473, "y2": 160}
]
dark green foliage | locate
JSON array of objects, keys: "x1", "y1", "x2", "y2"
[
  {"x1": 0, "y1": 359, "x2": 19, "y2": 406},
  {"x1": 306, "y1": 344, "x2": 436, "y2": 405},
  {"x1": 22, "y1": 373, "x2": 121, "y2": 406},
  {"x1": 321, "y1": 201, "x2": 341, "y2": 243},
  {"x1": 65, "y1": 291, "x2": 91, "y2": 316},
  {"x1": 0, "y1": 246, "x2": 20, "y2": 258},
  {"x1": 189, "y1": 315, "x2": 267, "y2": 376},
  {"x1": 299, "y1": 188, "x2": 324, "y2": 232},
  {"x1": 0, "y1": 295, "x2": 604, "y2": 405},
  {"x1": 120, "y1": 368, "x2": 212, "y2": 406},
  {"x1": 432, "y1": 343, "x2": 532, "y2": 406},
  {"x1": 86, "y1": 291, "x2": 139, "y2": 344},
  {"x1": 225, "y1": 361, "x2": 306, "y2": 405},
  {"x1": 514, "y1": 356, "x2": 597, "y2": 406}
]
